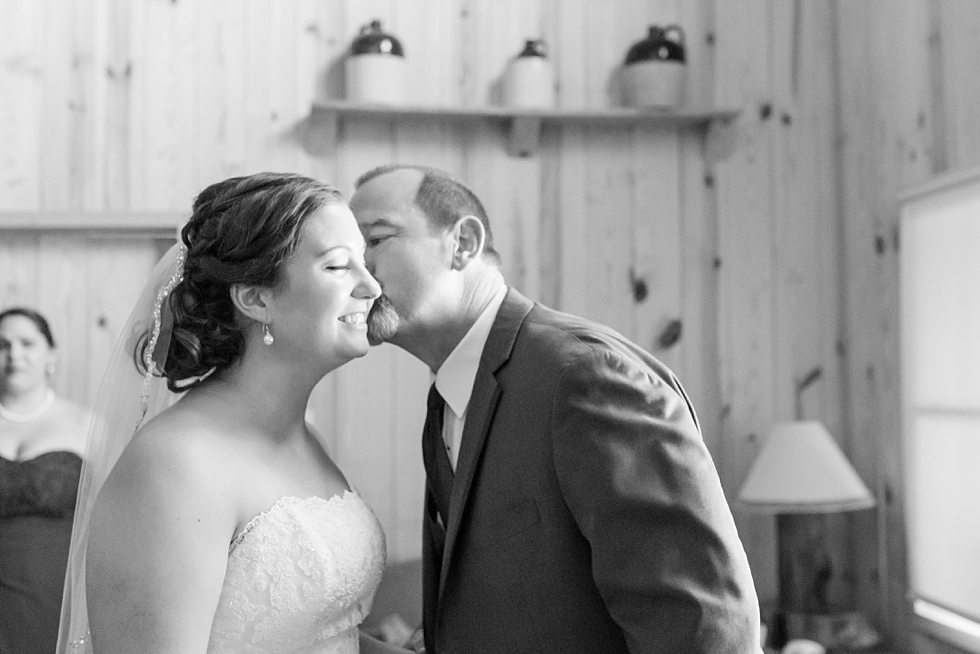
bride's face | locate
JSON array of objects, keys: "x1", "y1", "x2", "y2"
[{"x1": 265, "y1": 203, "x2": 381, "y2": 371}]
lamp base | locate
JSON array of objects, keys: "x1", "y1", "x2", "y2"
[
  {"x1": 773, "y1": 513, "x2": 875, "y2": 650},
  {"x1": 778, "y1": 513, "x2": 836, "y2": 614}
]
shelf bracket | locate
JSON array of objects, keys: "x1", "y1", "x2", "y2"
[
  {"x1": 303, "y1": 109, "x2": 338, "y2": 157},
  {"x1": 506, "y1": 116, "x2": 542, "y2": 158}
]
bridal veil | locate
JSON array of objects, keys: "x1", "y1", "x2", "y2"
[{"x1": 56, "y1": 243, "x2": 186, "y2": 654}]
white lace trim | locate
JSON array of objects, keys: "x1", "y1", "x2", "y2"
[
  {"x1": 208, "y1": 491, "x2": 386, "y2": 654},
  {"x1": 229, "y1": 491, "x2": 356, "y2": 553}
]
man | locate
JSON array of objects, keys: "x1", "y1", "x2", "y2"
[{"x1": 350, "y1": 164, "x2": 763, "y2": 654}]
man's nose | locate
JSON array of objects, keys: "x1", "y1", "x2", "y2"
[{"x1": 363, "y1": 252, "x2": 377, "y2": 275}]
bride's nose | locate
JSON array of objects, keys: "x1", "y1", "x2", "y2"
[{"x1": 354, "y1": 263, "x2": 381, "y2": 300}]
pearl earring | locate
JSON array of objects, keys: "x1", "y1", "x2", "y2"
[{"x1": 262, "y1": 323, "x2": 274, "y2": 346}]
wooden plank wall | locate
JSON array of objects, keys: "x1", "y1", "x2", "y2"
[
  {"x1": 0, "y1": 0, "x2": 725, "y2": 569},
  {"x1": 6, "y1": 2, "x2": 978, "y2": 648},
  {"x1": 713, "y1": 0, "x2": 847, "y2": 613},
  {"x1": 836, "y1": 2, "x2": 980, "y2": 653}
]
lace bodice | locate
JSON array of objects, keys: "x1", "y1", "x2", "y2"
[{"x1": 207, "y1": 491, "x2": 386, "y2": 654}]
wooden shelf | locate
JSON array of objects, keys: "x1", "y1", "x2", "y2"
[
  {"x1": 0, "y1": 212, "x2": 183, "y2": 239},
  {"x1": 308, "y1": 100, "x2": 739, "y2": 157}
]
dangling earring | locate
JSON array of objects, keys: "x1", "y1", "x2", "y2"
[{"x1": 262, "y1": 323, "x2": 274, "y2": 346}]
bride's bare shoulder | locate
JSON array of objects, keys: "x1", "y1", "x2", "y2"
[{"x1": 105, "y1": 403, "x2": 242, "y2": 500}]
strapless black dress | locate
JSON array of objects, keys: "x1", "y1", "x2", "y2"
[{"x1": 0, "y1": 451, "x2": 82, "y2": 654}]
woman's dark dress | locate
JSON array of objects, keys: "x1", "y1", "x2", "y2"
[{"x1": 0, "y1": 451, "x2": 82, "y2": 654}]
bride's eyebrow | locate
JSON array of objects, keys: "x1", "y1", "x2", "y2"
[{"x1": 314, "y1": 245, "x2": 353, "y2": 259}]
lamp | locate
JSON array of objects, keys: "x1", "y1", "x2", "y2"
[
  {"x1": 739, "y1": 372, "x2": 877, "y2": 648},
  {"x1": 739, "y1": 420, "x2": 875, "y2": 515}
]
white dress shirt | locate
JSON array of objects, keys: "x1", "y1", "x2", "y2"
[{"x1": 432, "y1": 285, "x2": 508, "y2": 470}]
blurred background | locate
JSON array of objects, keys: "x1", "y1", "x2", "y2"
[{"x1": 2, "y1": 2, "x2": 979, "y2": 651}]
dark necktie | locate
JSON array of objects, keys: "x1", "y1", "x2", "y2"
[
  {"x1": 422, "y1": 384, "x2": 454, "y2": 525},
  {"x1": 421, "y1": 385, "x2": 456, "y2": 654}
]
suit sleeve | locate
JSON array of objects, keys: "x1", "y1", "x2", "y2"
[{"x1": 550, "y1": 349, "x2": 763, "y2": 654}]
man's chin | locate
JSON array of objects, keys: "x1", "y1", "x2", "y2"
[
  {"x1": 366, "y1": 327, "x2": 390, "y2": 347},
  {"x1": 366, "y1": 297, "x2": 400, "y2": 346}
]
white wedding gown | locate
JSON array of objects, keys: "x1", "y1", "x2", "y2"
[{"x1": 206, "y1": 490, "x2": 386, "y2": 654}]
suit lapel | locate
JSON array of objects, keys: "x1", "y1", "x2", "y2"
[{"x1": 437, "y1": 288, "x2": 534, "y2": 598}]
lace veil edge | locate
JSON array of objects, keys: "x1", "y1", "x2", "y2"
[{"x1": 56, "y1": 243, "x2": 186, "y2": 654}]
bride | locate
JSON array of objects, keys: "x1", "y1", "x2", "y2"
[{"x1": 57, "y1": 172, "x2": 405, "y2": 654}]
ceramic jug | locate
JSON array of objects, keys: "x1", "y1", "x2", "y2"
[
  {"x1": 621, "y1": 24, "x2": 686, "y2": 107},
  {"x1": 503, "y1": 39, "x2": 556, "y2": 109},
  {"x1": 345, "y1": 19, "x2": 406, "y2": 104}
]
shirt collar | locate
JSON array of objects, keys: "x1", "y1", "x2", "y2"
[{"x1": 434, "y1": 285, "x2": 508, "y2": 418}]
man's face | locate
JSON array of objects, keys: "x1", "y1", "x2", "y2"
[{"x1": 350, "y1": 170, "x2": 454, "y2": 347}]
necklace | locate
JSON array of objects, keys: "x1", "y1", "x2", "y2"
[{"x1": 0, "y1": 389, "x2": 56, "y2": 423}]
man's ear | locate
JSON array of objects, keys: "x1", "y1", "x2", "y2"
[
  {"x1": 451, "y1": 215, "x2": 486, "y2": 271},
  {"x1": 230, "y1": 284, "x2": 272, "y2": 323}
]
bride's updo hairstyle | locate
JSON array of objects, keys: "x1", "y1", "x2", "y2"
[{"x1": 142, "y1": 172, "x2": 344, "y2": 392}]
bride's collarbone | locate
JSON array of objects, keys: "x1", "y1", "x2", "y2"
[{"x1": 227, "y1": 448, "x2": 350, "y2": 516}]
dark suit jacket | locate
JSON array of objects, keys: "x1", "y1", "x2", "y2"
[{"x1": 422, "y1": 288, "x2": 762, "y2": 654}]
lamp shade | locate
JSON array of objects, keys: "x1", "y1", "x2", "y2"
[{"x1": 739, "y1": 420, "x2": 876, "y2": 513}]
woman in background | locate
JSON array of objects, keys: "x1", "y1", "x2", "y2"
[{"x1": 0, "y1": 307, "x2": 91, "y2": 654}]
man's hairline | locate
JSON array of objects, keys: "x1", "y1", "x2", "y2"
[
  {"x1": 354, "y1": 167, "x2": 496, "y2": 261},
  {"x1": 353, "y1": 168, "x2": 433, "y2": 227}
]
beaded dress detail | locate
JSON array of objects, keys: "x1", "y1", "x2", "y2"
[{"x1": 207, "y1": 490, "x2": 386, "y2": 654}]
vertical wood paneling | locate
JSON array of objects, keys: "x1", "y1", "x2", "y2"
[
  {"x1": 459, "y1": 0, "x2": 541, "y2": 299},
  {"x1": 242, "y1": 1, "x2": 299, "y2": 174},
  {"x1": 392, "y1": 0, "x2": 465, "y2": 182},
  {"x1": 36, "y1": 0, "x2": 71, "y2": 209},
  {"x1": 933, "y1": 1, "x2": 980, "y2": 172},
  {"x1": 678, "y1": 0, "x2": 712, "y2": 110},
  {"x1": 134, "y1": 0, "x2": 196, "y2": 209},
  {"x1": 580, "y1": 2, "x2": 641, "y2": 340},
  {"x1": 675, "y1": 4, "x2": 720, "y2": 454},
  {"x1": 678, "y1": 131, "x2": 721, "y2": 456},
  {"x1": 298, "y1": 0, "x2": 346, "y2": 185},
  {"x1": 0, "y1": 0, "x2": 43, "y2": 209},
  {"x1": 36, "y1": 234, "x2": 90, "y2": 399},
  {"x1": 835, "y1": 2, "x2": 980, "y2": 649},
  {"x1": 837, "y1": 2, "x2": 931, "y2": 644},
  {"x1": 626, "y1": 1, "x2": 684, "y2": 368},
  {"x1": 102, "y1": 0, "x2": 133, "y2": 210},
  {"x1": 552, "y1": 1, "x2": 588, "y2": 317},
  {"x1": 0, "y1": 235, "x2": 41, "y2": 306},
  {"x1": 771, "y1": 0, "x2": 852, "y2": 609},
  {"x1": 714, "y1": 0, "x2": 778, "y2": 603},
  {"x1": 631, "y1": 128, "x2": 682, "y2": 368},
  {"x1": 83, "y1": 237, "x2": 163, "y2": 406},
  {"x1": 67, "y1": 0, "x2": 103, "y2": 210},
  {"x1": 387, "y1": 350, "x2": 429, "y2": 562},
  {"x1": 580, "y1": 131, "x2": 631, "y2": 334},
  {"x1": 196, "y1": 0, "x2": 247, "y2": 184}
]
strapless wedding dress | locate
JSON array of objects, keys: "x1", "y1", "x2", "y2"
[{"x1": 207, "y1": 490, "x2": 386, "y2": 654}]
